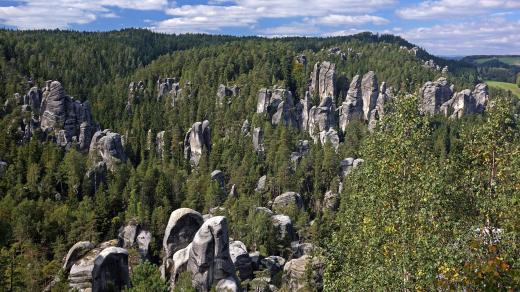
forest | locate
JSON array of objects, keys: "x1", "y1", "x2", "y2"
[{"x1": 0, "y1": 29, "x2": 519, "y2": 291}]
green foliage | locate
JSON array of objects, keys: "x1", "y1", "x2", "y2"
[{"x1": 129, "y1": 261, "x2": 169, "y2": 292}]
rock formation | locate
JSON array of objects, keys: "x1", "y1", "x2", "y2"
[
  {"x1": 290, "y1": 140, "x2": 310, "y2": 165},
  {"x1": 163, "y1": 208, "x2": 204, "y2": 259},
  {"x1": 361, "y1": 71, "x2": 379, "y2": 121},
  {"x1": 273, "y1": 192, "x2": 303, "y2": 211},
  {"x1": 156, "y1": 130, "x2": 166, "y2": 158},
  {"x1": 257, "y1": 87, "x2": 298, "y2": 128},
  {"x1": 323, "y1": 190, "x2": 339, "y2": 212},
  {"x1": 241, "y1": 120, "x2": 250, "y2": 136},
  {"x1": 368, "y1": 82, "x2": 393, "y2": 132},
  {"x1": 340, "y1": 157, "x2": 364, "y2": 178},
  {"x1": 283, "y1": 255, "x2": 323, "y2": 291},
  {"x1": 117, "y1": 219, "x2": 151, "y2": 260},
  {"x1": 255, "y1": 175, "x2": 267, "y2": 193},
  {"x1": 419, "y1": 77, "x2": 453, "y2": 115},
  {"x1": 253, "y1": 127, "x2": 265, "y2": 153},
  {"x1": 229, "y1": 240, "x2": 253, "y2": 280},
  {"x1": 271, "y1": 215, "x2": 297, "y2": 242},
  {"x1": 126, "y1": 81, "x2": 144, "y2": 114},
  {"x1": 184, "y1": 120, "x2": 211, "y2": 166},
  {"x1": 157, "y1": 77, "x2": 182, "y2": 107},
  {"x1": 187, "y1": 216, "x2": 239, "y2": 292},
  {"x1": 308, "y1": 96, "x2": 335, "y2": 142},
  {"x1": 319, "y1": 129, "x2": 340, "y2": 150},
  {"x1": 217, "y1": 84, "x2": 239, "y2": 105},
  {"x1": 310, "y1": 61, "x2": 336, "y2": 101},
  {"x1": 63, "y1": 241, "x2": 95, "y2": 273},
  {"x1": 339, "y1": 75, "x2": 364, "y2": 132},
  {"x1": 473, "y1": 83, "x2": 489, "y2": 113},
  {"x1": 67, "y1": 240, "x2": 130, "y2": 292},
  {"x1": 211, "y1": 170, "x2": 226, "y2": 190},
  {"x1": 88, "y1": 129, "x2": 126, "y2": 171}
]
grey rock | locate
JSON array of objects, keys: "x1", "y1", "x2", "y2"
[
  {"x1": 255, "y1": 206, "x2": 274, "y2": 216},
  {"x1": 91, "y1": 247, "x2": 130, "y2": 292},
  {"x1": 419, "y1": 77, "x2": 453, "y2": 115},
  {"x1": 188, "y1": 216, "x2": 238, "y2": 292},
  {"x1": 272, "y1": 192, "x2": 303, "y2": 211},
  {"x1": 290, "y1": 140, "x2": 310, "y2": 165},
  {"x1": 257, "y1": 88, "x2": 272, "y2": 114},
  {"x1": 308, "y1": 96, "x2": 335, "y2": 142},
  {"x1": 211, "y1": 170, "x2": 226, "y2": 190},
  {"x1": 298, "y1": 91, "x2": 312, "y2": 131},
  {"x1": 229, "y1": 240, "x2": 253, "y2": 280},
  {"x1": 340, "y1": 157, "x2": 363, "y2": 177},
  {"x1": 255, "y1": 175, "x2": 267, "y2": 193},
  {"x1": 229, "y1": 184, "x2": 238, "y2": 198},
  {"x1": 156, "y1": 130, "x2": 166, "y2": 158},
  {"x1": 440, "y1": 89, "x2": 475, "y2": 119},
  {"x1": 216, "y1": 276, "x2": 240, "y2": 292},
  {"x1": 0, "y1": 161, "x2": 7, "y2": 175},
  {"x1": 271, "y1": 88, "x2": 298, "y2": 127},
  {"x1": 63, "y1": 241, "x2": 95, "y2": 273},
  {"x1": 136, "y1": 230, "x2": 152, "y2": 260},
  {"x1": 253, "y1": 127, "x2": 265, "y2": 153},
  {"x1": 361, "y1": 71, "x2": 379, "y2": 121},
  {"x1": 323, "y1": 190, "x2": 339, "y2": 212},
  {"x1": 169, "y1": 243, "x2": 191, "y2": 288},
  {"x1": 241, "y1": 120, "x2": 251, "y2": 136},
  {"x1": 292, "y1": 242, "x2": 316, "y2": 258},
  {"x1": 296, "y1": 54, "x2": 307, "y2": 65},
  {"x1": 163, "y1": 208, "x2": 203, "y2": 258},
  {"x1": 249, "y1": 251, "x2": 263, "y2": 271},
  {"x1": 184, "y1": 120, "x2": 211, "y2": 166},
  {"x1": 310, "y1": 61, "x2": 336, "y2": 101},
  {"x1": 473, "y1": 83, "x2": 489, "y2": 113},
  {"x1": 319, "y1": 129, "x2": 340, "y2": 150},
  {"x1": 271, "y1": 214, "x2": 297, "y2": 242},
  {"x1": 283, "y1": 255, "x2": 323, "y2": 291},
  {"x1": 88, "y1": 130, "x2": 126, "y2": 171},
  {"x1": 217, "y1": 84, "x2": 239, "y2": 105},
  {"x1": 260, "y1": 255, "x2": 285, "y2": 277},
  {"x1": 117, "y1": 220, "x2": 139, "y2": 249},
  {"x1": 368, "y1": 82, "x2": 392, "y2": 131},
  {"x1": 339, "y1": 75, "x2": 363, "y2": 131}
]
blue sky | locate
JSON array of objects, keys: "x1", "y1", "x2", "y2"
[{"x1": 1, "y1": 0, "x2": 519, "y2": 55}]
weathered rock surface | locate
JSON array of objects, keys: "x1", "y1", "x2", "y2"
[
  {"x1": 339, "y1": 75, "x2": 364, "y2": 131},
  {"x1": 368, "y1": 82, "x2": 392, "y2": 131},
  {"x1": 253, "y1": 127, "x2": 265, "y2": 153},
  {"x1": 156, "y1": 130, "x2": 166, "y2": 158},
  {"x1": 473, "y1": 83, "x2": 489, "y2": 113},
  {"x1": 290, "y1": 140, "x2": 310, "y2": 165},
  {"x1": 419, "y1": 77, "x2": 453, "y2": 115},
  {"x1": 255, "y1": 175, "x2": 267, "y2": 193},
  {"x1": 308, "y1": 96, "x2": 335, "y2": 142},
  {"x1": 310, "y1": 61, "x2": 336, "y2": 100},
  {"x1": 188, "y1": 216, "x2": 239, "y2": 292},
  {"x1": 168, "y1": 243, "x2": 191, "y2": 287},
  {"x1": 271, "y1": 214, "x2": 297, "y2": 242},
  {"x1": 361, "y1": 71, "x2": 379, "y2": 121},
  {"x1": 184, "y1": 120, "x2": 211, "y2": 166},
  {"x1": 68, "y1": 241, "x2": 130, "y2": 292},
  {"x1": 340, "y1": 157, "x2": 363, "y2": 177},
  {"x1": 117, "y1": 219, "x2": 151, "y2": 260},
  {"x1": 273, "y1": 192, "x2": 303, "y2": 211},
  {"x1": 38, "y1": 81, "x2": 95, "y2": 150},
  {"x1": 217, "y1": 84, "x2": 239, "y2": 105},
  {"x1": 211, "y1": 170, "x2": 226, "y2": 190},
  {"x1": 283, "y1": 255, "x2": 323, "y2": 291},
  {"x1": 163, "y1": 208, "x2": 203, "y2": 259},
  {"x1": 63, "y1": 241, "x2": 95, "y2": 273},
  {"x1": 261, "y1": 255, "x2": 286, "y2": 277},
  {"x1": 88, "y1": 129, "x2": 126, "y2": 171},
  {"x1": 241, "y1": 119, "x2": 250, "y2": 136},
  {"x1": 257, "y1": 87, "x2": 298, "y2": 128},
  {"x1": 319, "y1": 128, "x2": 340, "y2": 150},
  {"x1": 323, "y1": 190, "x2": 339, "y2": 212},
  {"x1": 229, "y1": 240, "x2": 253, "y2": 280}
]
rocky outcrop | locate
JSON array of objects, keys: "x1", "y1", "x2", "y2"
[
  {"x1": 339, "y1": 75, "x2": 364, "y2": 132},
  {"x1": 217, "y1": 84, "x2": 239, "y2": 105},
  {"x1": 340, "y1": 157, "x2": 364, "y2": 178},
  {"x1": 308, "y1": 96, "x2": 335, "y2": 142},
  {"x1": 126, "y1": 81, "x2": 144, "y2": 114},
  {"x1": 188, "y1": 216, "x2": 239, "y2": 292},
  {"x1": 63, "y1": 241, "x2": 95, "y2": 273},
  {"x1": 440, "y1": 89, "x2": 474, "y2": 119},
  {"x1": 296, "y1": 54, "x2": 307, "y2": 65},
  {"x1": 184, "y1": 120, "x2": 211, "y2": 166},
  {"x1": 253, "y1": 127, "x2": 265, "y2": 153},
  {"x1": 261, "y1": 255, "x2": 286, "y2": 277},
  {"x1": 88, "y1": 129, "x2": 126, "y2": 171},
  {"x1": 67, "y1": 241, "x2": 130, "y2": 292},
  {"x1": 157, "y1": 77, "x2": 183, "y2": 107},
  {"x1": 229, "y1": 240, "x2": 253, "y2": 280},
  {"x1": 38, "y1": 81, "x2": 95, "y2": 151},
  {"x1": 283, "y1": 255, "x2": 323, "y2": 291},
  {"x1": 310, "y1": 61, "x2": 336, "y2": 101},
  {"x1": 273, "y1": 192, "x2": 303, "y2": 211},
  {"x1": 419, "y1": 77, "x2": 453, "y2": 115},
  {"x1": 361, "y1": 71, "x2": 379, "y2": 121},
  {"x1": 255, "y1": 175, "x2": 267, "y2": 193},
  {"x1": 368, "y1": 82, "x2": 393, "y2": 132},
  {"x1": 323, "y1": 190, "x2": 339, "y2": 212},
  {"x1": 473, "y1": 83, "x2": 489, "y2": 113},
  {"x1": 0, "y1": 161, "x2": 7, "y2": 176},
  {"x1": 319, "y1": 128, "x2": 340, "y2": 150},
  {"x1": 271, "y1": 214, "x2": 297, "y2": 242},
  {"x1": 117, "y1": 219, "x2": 151, "y2": 260},
  {"x1": 298, "y1": 91, "x2": 312, "y2": 131},
  {"x1": 290, "y1": 140, "x2": 310, "y2": 165},
  {"x1": 163, "y1": 208, "x2": 203, "y2": 259},
  {"x1": 156, "y1": 130, "x2": 166, "y2": 158},
  {"x1": 241, "y1": 120, "x2": 250, "y2": 136},
  {"x1": 257, "y1": 87, "x2": 298, "y2": 128}
]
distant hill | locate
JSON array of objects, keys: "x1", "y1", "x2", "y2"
[{"x1": 462, "y1": 55, "x2": 520, "y2": 83}]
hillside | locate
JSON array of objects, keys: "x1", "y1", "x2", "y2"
[
  {"x1": 1, "y1": 30, "x2": 519, "y2": 291},
  {"x1": 462, "y1": 55, "x2": 520, "y2": 83}
]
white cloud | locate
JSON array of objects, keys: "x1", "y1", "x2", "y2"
[
  {"x1": 0, "y1": 0, "x2": 169, "y2": 29},
  {"x1": 397, "y1": 18, "x2": 520, "y2": 55},
  {"x1": 153, "y1": 0, "x2": 395, "y2": 33},
  {"x1": 397, "y1": 0, "x2": 520, "y2": 19}
]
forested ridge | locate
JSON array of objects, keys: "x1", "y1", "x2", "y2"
[{"x1": 0, "y1": 29, "x2": 519, "y2": 291}]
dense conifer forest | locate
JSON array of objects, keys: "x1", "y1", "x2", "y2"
[{"x1": 0, "y1": 29, "x2": 519, "y2": 291}]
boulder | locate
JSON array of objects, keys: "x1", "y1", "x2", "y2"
[
  {"x1": 310, "y1": 61, "x2": 336, "y2": 101},
  {"x1": 323, "y1": 190, "x2": 339, "y2": 212},
  {"x1": 419, "y1": 77, "x2": 453, "y2": 115},
  {"x1": 249, "y1": 251, "x2": 264, "y2": 271},
  {"x1": 283, "y1": 255, "x2": 323, "y2": 291},
  {"x1": 117, "y1": 220, "x2": 139, "y2": 248},
  {"x1": 68, "y1": 242, "x2": 130, "y2": 292},
  {"x1": 184, "y1": 120, "x2": 211, "y2": 166},
  {"x1": 271, "y1": 214, "x2": 297, "y2": 242},
  {"x1": 188, "y1": 216, "x2": 239, "y2": 292},
  {"x1": 136, "y1": 230, "x2": 152, "y2": 260},
  {"x1": 241, "y1": 120, "x2": 251, "y2": 136},
  {"x1": 255, "y1": 175, "x2": 267, "y2": 193},
  {"x1": 361, "y1": 71, "x2": 379, "y2": 121},
  {"x1": 163, "y1": 208, "x2": 203, "y2": 258},
  {"x1": 253, "y1": 127, "x2": 265, "y2": 153},
  {"x1": 63, "y1": 241, "x2": 95, "y2": 273},
  {"x1": 229, "y1": 184, "x2": 238, "y2": 198},
  {"x1": 272, "y1": 192, "x2": 303, "y2": 211},
  {"x1": 229, "y1": 240, "x2": 253, "y2": 280},
  {"x1": 211, "y1": 170, "x2": 226, "y2": 190},
  {"x1": 88, "y1": 130, "x2": 126, "y2": 171}
]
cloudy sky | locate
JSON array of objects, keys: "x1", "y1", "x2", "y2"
[{"x1": 0, "y1": 0, "x2": 519, "y2": 55}]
